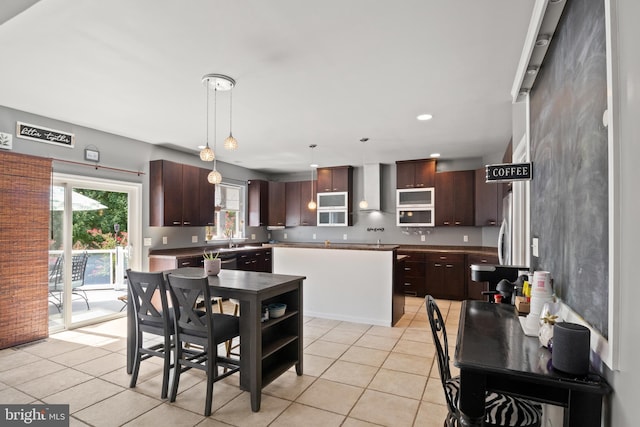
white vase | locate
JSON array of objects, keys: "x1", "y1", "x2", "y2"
[{"x1": 204, "y1": 258, "x2": 221, "y2": 276}]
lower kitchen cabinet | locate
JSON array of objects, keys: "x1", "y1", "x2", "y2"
[
  {"x1": 237, "y1": 248, "x2": 272, "y2": 273},
  {"x1": 397, "y1": 251, "x2": 426, "y2": 297},
  {"x1": 425, "y1": 253, "x2": 466, "y2": 300}
]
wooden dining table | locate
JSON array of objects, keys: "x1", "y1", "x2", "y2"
[
  {"x1": 126, "y1": 268, "x2": 305, "y2": 412},
  {"x1": 454, "y1": 300, "x2": 611, "y2": 427}
]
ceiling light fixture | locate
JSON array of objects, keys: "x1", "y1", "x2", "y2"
[
  {"x1": 224, "y1": 86, "x2": 238, "y2": 150},
  {"x1": 308, "y1": 144, "x2": 317, "y2": 210},
  {"x1": 417, "y1": 114, "x2": 433, "y2": 121},
  {"x1": 535, "y1": 35, "x2": 551, "y2": 47},
  {"x1": 359, "y1": 138, "x2": 369, "y2": 210},
  {"x1": 199, "y1": 77, "x2": 215, "y2": 162},
  {"x1": 202, "y1": 74, "x2": 235, "y2": 184}
]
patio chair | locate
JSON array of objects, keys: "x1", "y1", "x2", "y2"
[
  {"x1": 71, "y1": 252, "x2": 90, "y2": 310},
  {"x1": 166, "y1": 273, "x2": 240, "y2": 416},
  {"x1": 425, "y1": 295, "x2": 542, "y2": 427},
  {"x1": 48, "y1": 256, "x2": 64, "y2": 312}
]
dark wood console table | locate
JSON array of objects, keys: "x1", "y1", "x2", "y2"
[
  {"x1": 126, "y1": 268, "x2": 304, "y2": 412},
  {"x1": 454, "y1": 300, "x2": 611, "y2": 427}
]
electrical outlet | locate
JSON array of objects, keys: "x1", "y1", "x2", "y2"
[
  {"x1": 312, "y1": 233, "x2": 316, "y2": 240},
  {"x1": 162, "y1": 236, "x2": 168, "y2": 245},
  {"x1": 421, "y1": 235, "x2": 426, "y2": 242},
  {"x1": 463, "y1": 235, "x2": 469, "y2": 242},
  {"x1": 532, "y1": 237, "x2": 539, "y2": 257},
  {"x1": 284, "y1": 233, "x2": 288, "y2": 239},
  {"x1": 343, "y1": 234, "x2": 348, "y2": 240},
  {"x1": 192, "y1": 235, "x2": 198, "y2": 243},
  {"x1": 251, "y1": 234, "x2": 256, "y2": 240},
  {"x1": 143, "y1": 237, "x2": 152, "y2": 246}
]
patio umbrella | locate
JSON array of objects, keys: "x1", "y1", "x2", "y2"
[{"x1": 50, "y1": 186, "x2": 108, "y2": 211}]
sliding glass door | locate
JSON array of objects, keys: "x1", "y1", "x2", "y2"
[{"x1": 48, "y1": 174, "x2": 141, "y2": 331}]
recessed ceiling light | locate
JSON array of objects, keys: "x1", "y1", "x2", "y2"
[
  {"x1": 430, "y1": 153, "x2": 441, "y2": 158},
  {"x1": 526, "y1": 66, "x2": 539, "y2": 75},
  {"x1": 417, "y1": 114, "x2": 433, "y2": 121},
  {"x1": 197, "y1": 145, "x2": 206, "y2": 150},
  {"x1": 310, "y1": 163, "x2": 318, "y2": 168}
]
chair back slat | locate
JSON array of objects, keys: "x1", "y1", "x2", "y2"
[
  {"x1": 167, "y1": 274, "x2": 214, "y2": 345},
  {"x1": 426, "y1": 296, "x2": 452, "y2": 385},
  {"x1": 127, "y1": 270, "x2": 171, "y2": 326}
]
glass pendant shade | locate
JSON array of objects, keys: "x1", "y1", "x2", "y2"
[
  {"x1": 308, "y1": 200, "x2": 317, "y2": 210},
  {"x1": 207, "y1": 169, "x2": 222, "y2": 184},
  {"x1": 359, "y1": 199, "x2": 369, "y2": 209},
  {"x1": 200, "y1": 145, "x2": 215, "y2": 161},
  {"x1": 224, "y1": 134, "x2": 238, "y2": 150}
]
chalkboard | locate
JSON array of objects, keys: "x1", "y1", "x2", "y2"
[{"x1": 529, "y1": 0, "x2": 608, "y2": 337}]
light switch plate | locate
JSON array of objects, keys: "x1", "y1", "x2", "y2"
[
  {"x1": 343, "y1": 234, "x2": 348, "y2": 240},
  {"x1": 162, "y1": 236, "x2": 168, "y2": 245},
  {"x1": 251, "y1": 234, "x2": 256, "y2": 240},
  {"x1": 143, "y1": 237, "x2": 152, "y2": 246},
  {"x1": 312, "y1": 233, "x2": 316, "y2": 240},
  {"x1": 284, "y1": 233, "x2": 288, "y2": 239},
  {"x1": 463, "y1": 235, "x2": 469, "y2": 242},
  {"x1": 192, "y1": 235, "x2": 198, "y2": 243},
  {"x1": 532, "y1": 237, "x2": 539, "y2": 257},
  {"x1": 421, "y1": 235, "x2": 426, "y2": 242}
]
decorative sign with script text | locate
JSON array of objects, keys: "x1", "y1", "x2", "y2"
[
  {"x1": 16, "y1": 122, "x2": 75, "y2": 148},
  {"x1": 485, "y1": 162, "x2": 533, "y2": 183}
]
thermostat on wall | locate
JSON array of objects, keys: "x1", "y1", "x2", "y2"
[{"x1": 84, "y1": 147, "x2": 100, "y2": 162}]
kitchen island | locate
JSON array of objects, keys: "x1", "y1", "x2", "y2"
[{"x1": 266, "y1": 243, "x2": 401, "y2": 326}]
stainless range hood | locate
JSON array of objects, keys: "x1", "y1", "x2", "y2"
[{"x1": 361, "y1": 163, "x2": 381, "y2": 211}]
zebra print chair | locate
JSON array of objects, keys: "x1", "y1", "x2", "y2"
[{"x1": 426, "y1": 295, "x2": 542, "y2": 427}]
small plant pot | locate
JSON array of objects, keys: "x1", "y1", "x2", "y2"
[{"x1": 204, "y1": 258, "x2": 221, "y2": 276}]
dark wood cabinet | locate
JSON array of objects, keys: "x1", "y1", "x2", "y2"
[
  {"x1": 150, "y1": 160, "x2": 215, "y2": 227},
  {"x1": 299, "y1": 180, "x2": 317, "y2": 226},
  {"x1": 435, "y1": 170, "x2": 475, "y2": 226},
  {"x1": 268, "y1": 181, "x2": 286, "y2": 227},
  {"x1": 474, "y1": 168, "x2": 501, "y2": 227},
  {"x1": 425, "y1": 253, "x2": 466, "y2": 300},
  {"x1": 466, "y1": 253, "x2": 499, "y2": 300},
  {"x1": 317, "y1": 166, "x2": 352, "y2": 192},
  {"x1": 248, "y1": 179, "x2": 268, "y2": 227},
  {"x1": 285, "y1": 181, "x2": 301, "y2": 227},
  {"x1": 285, "y1": 180, "x2": 317, "y2": 227},
  {"x1": 397, "y1": 251, "x2": 426, "y2": 296},
  {"x1": 396, "y1": 159, "x2": 436, "y2": 189}
]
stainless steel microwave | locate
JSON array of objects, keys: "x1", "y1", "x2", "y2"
[{"x1": 396, "y1": 207, "x2": 435, "y2": 227}]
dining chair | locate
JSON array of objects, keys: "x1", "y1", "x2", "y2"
[
  {"x1": 166, "y1": 273, "x2": 241, "y2": 416},
  {"x1": 127, "y1": 269, "x2": 174, "y2": 399},
  {"x1": 425, "y1": 295, "x2": 542, "y2": 427},
  {"x1": 48, "y1": 256, "x2": 64, "y2": 312}
]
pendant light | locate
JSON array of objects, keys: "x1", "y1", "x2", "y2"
[
  {"x1": 202, "y1": 74, "x2": 235, "y2": 184},
  {"x1": 358, "y1": 138, "x2": 369, "y2": 209},
  {"x1": 308, "y1": 144, "x2": 317, "y2": 210},
  {"x1": 224, "y1": 89, "x2": 238, "y2": 150},
  {"x1": 199, "y1": 77, "x2": 215, "y2": 162}
]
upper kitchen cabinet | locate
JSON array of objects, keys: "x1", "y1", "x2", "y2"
[
  {"x1": 198, "y1": 168, "x2": 216, "y2": 226},
  {"x1": 396, "y1": 159, "x2": 436, "y2": 189},
  {"x1": 474, "y1": 168, "x2": 502, "y2": 227},
  {"x1": 317, "y1": 166, "x2": 353, "y2": 192},
  {"x1": 285, "y1": 180, "x2": 317, "y2": 227},
  {"x1": 150, "y1": 160, "x2": 214, "y2": 227},
  {"x1": 247, "y1": 179, "x2": 268, "y2": 227},
  {"x1": 435, "y1": 170, "x2": 475, "y2": 226},
  {"x1": 268, "y1": 181, "x2": 286, "y2": 227}
]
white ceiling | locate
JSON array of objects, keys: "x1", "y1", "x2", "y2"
[{"x1": 0, "y1": 0, "x2": 535, "y2": 173}]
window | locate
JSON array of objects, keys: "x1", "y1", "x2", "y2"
[{"x1": 210, "y1": 183, "x2": 245, "y2": 240}]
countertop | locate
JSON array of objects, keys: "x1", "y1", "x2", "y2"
[
  {"x1": 148, "y1": 243, "x2": 497, "y2": 258},
  {"x1": 264, "y1": 242, "x2": 399, "y2": 251}
]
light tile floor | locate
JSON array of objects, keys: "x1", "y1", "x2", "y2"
[{"x1": 0, "y1": 297, "x2": 461, "y2": 426}]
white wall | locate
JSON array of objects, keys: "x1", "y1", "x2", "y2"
[{"x1": 607, "y1": 0, "x2": 640, "y2": 425}]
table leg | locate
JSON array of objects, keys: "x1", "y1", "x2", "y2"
[
  {"x1": 565, "y1": 390, "x2": 603, "y2": 427},
  {"x1": 239, "y1": 299, "x2": 262, "y2": 412},
  {"x1": 459, "y1": 369, "x2": 486, "y2": 427}
]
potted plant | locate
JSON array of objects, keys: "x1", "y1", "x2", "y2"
[{"x1": 203, "y1": 251, "x2": 221, "y2": 276}]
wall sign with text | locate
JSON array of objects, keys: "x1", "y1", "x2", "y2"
[
  {"x1": 485, "y1": 162, "x2": 533, "y2": 183},
  {"x1": 16, "y1": 122, "x2": 75, "y2": 148}
]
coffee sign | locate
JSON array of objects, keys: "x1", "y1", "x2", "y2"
[
  {"x1": 485, "y1": 162, "x2": 533, "y2": 182},
  {"x1": 16, "y1": 122, "x2": 75, "y2": 147}
]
